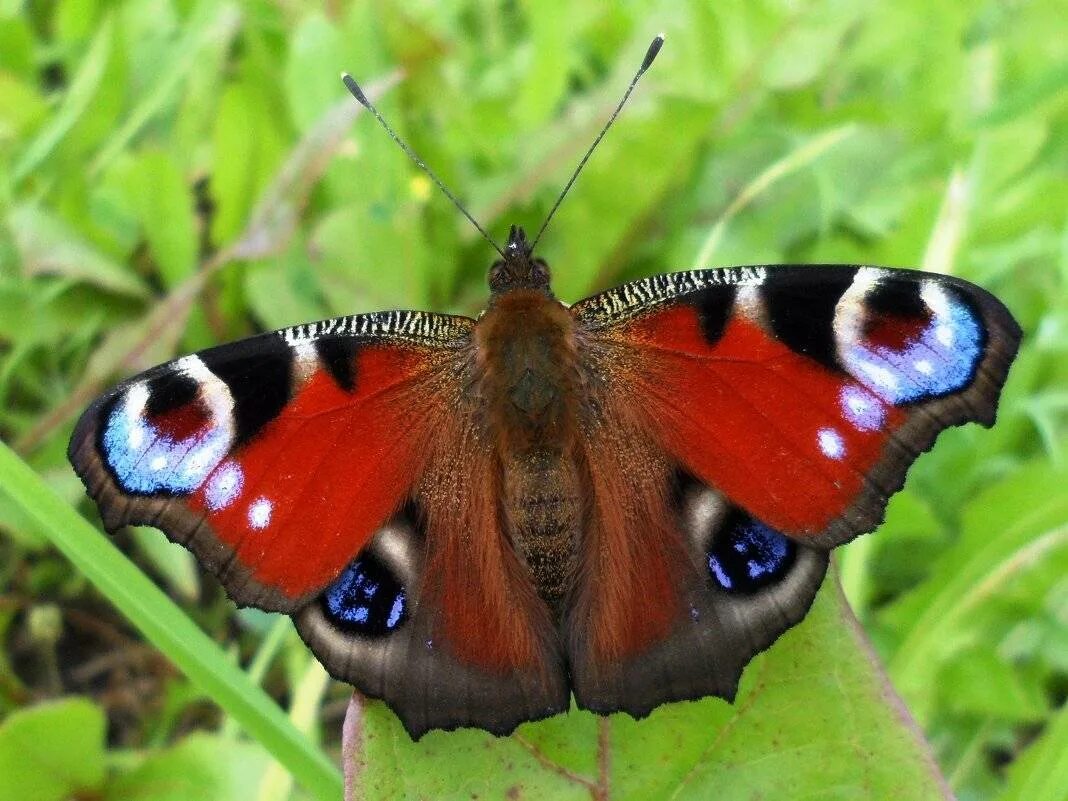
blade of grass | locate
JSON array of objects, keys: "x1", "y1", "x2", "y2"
[
  {"x1": 996, "y1": 701, "x2": 1068, "y2": 801},
  {"x1": 888, "y1": 463, "x2": 1068, "y2": 722},
  {"x1": 921, "y1": 167, "x2": 970, "y2": 275},
  {"x1": 257, "y1": 659, "x2": 332, "y2": 801},
  {"x1": 221, "y1": 616, "x2": 293, "y2": 740},
  {"x1": 0, "y1": 440, "x2": 343, "y2": 801},
  {"x1": 12, "y1": 17, "x2": 114, "y2": 183},
  {"x1": 88, "y1": 1, "x2": 241, "y2": 178},
  {"x1": 693, "y1": 123, "x2": 858, "y2": 267}
]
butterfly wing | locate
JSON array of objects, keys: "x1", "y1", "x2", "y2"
[
  {"x1": 69, "y1": 311, "x2": 467, "y2": 611},
  {"x1": 294, "y1": 404, "x2": 569, "y2": 737},
  {"x1": 69, "y1": 310, "x2": 568, "y2": 737},
  {"x1": 566, "y1": 265, "x2": 1020, "y2": 716}
]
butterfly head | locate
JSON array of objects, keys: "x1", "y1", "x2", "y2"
[{"x1": 489, "y1": 225, "x2": 552, "y2": 295}]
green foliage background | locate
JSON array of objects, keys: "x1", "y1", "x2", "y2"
[{"x1": 0, "y1": 1, "x2": 1066, "y2": 799}]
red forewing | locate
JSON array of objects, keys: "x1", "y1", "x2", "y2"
[
  {"x1": 573, "y1": 265, "x2": 1021, "y2": 546},
  {"x1": 68, "y1": 312, "x2": 473, "y2": 611}
]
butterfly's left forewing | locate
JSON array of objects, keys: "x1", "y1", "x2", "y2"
[{"x1": 566, "y1": 265, "x2": 1020, "y2": 716}]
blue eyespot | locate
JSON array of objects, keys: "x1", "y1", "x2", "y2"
[
  {"x1": 323, "y1": 554, "x2": 408, "y2": 636},
  {"x1": 708, "y1": 513, "x2": 795, "y2": 593},
  {"x1": 101, "y1": 380, "x2": 232, "y2": 496},
  {"x1": 841, "y1": 283, "x2": 982, "y2": 405}
]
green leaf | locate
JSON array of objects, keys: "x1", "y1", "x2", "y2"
[
  {"x1": 244, "y1": 239, "x2": 326, "y2": 329},
  {"x1": 938, "y1": 645, "x2": 1047, "y2": 721},
  {"x1": 996, "y1": 700, "x2": 1068, "y2": 801},
  {"x1": 88, "y1": 2, "x2": 241, "y2": 177},
  {"x1": 110, "y1": 149, "x2": 199, "y2": 288},
  {"x1": 104, "y1": 734, "x2": 270, "y2": 801},
  {"x1": 0, "y1": 71, "x2": 47, "y2": 141},
  {"x1": 11, "y1": 16, "x2": 113, "y2": 183},
  {"x1": 347, "y1": 573, "x2": 951, "y2": 800},
  {"x1": 0, "y1": 441, "x2": 342, "y2": 801},
  {"x1": 210, "y1": 77, "x2": 290, "y2": 245},
  {"x1": 0, "y1": 16, "x2": 36, "y2": 77},
  {"x1": 282, "y1": 12, "x2": 344, "y2": 132},
  {"x1": 759, "y1": 4, "x2": 865, "y2": 89},
  {"x1": 8, "y1": 204, "x2": 150, "y2": 298},
  {"x1": 887, "y1": 460, "x2": 1068, "y2": 722},
  {"x1": 0, "y1": 697, "x2": 106, "y2": 801}
]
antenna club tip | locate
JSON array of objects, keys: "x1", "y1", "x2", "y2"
[
  {"x1": 341, "y1": 72, "x2": 370, "y2": 107},
  {"x1": 641, "y1": 34, "x2": 665, "y2": 72}
]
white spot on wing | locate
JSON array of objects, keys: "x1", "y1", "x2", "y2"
[
  {"x1": 176, "y1": 354, "x2": 235, "y2": 422},
  {"x1": 857, "y1": 360, "x2": 900, "y2": 391},
  {"x1": 205, "y1": 462, "x2": 244, "y2": 511},
  {"x1": 734, "y1": 284, "x2": 765, "y2": 323},
  {"x1": 248, "y1": 497, "x2": 273, "y2": 530},
  {"x1": 124, "y1": 383, "x2": 150, "y2": 449},
  {"x1": 290, "y1": 340, "x2": 319, "y2": 385},
  {"x1": 818, "y1": 428, "x2": 846, "y2": 460},
  {"x1": 839, "y1": 385, "x2": 886, "y2": 432}
]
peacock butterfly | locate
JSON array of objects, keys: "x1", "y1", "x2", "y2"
[{"x1": 68, "y1": 37, "x2": 1021, "y2": 738}]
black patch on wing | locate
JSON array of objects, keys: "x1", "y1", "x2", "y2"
[
  {"x1": 199, "y1": 335, "x2": 293, "y2": 444},
  {"x1": 315, "y1": 336, "x2": 359, "y2": 392},
  {"x1": 865, "y1": 277, "x2": 927, "y2": 319},
  {"x1": 322, "y1": 552, "x2": 408, "y2": 637},
  {"x1": 144, "y1": 372, "x2": 199, "y2": 418},
  {"x1": 690, "y1": 285, "x2": 737, "y2": 345},
  {"x1": 707, "y1": 508, "x2": 797, "y2": 594},
  {"x1": 763, "y1": 269, "x2": 856, "y2": 369}
]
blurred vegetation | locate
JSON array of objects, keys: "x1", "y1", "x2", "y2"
[{"x1": 0, "y1": 1, "x2": 1066, "y2": 800}]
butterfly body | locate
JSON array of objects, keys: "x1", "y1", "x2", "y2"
[
  {"x1": 70, "y1": 220, "x2": 1021, "y2": 736},
  {"x1": 477, "y1": 230, "x2": 585, "y2": 609}
]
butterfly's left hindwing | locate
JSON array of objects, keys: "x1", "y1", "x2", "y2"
[{"x1": 566, "y1": 265, "x2": 1020, "y2": 716}]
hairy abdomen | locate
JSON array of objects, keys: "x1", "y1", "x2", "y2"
[{"x1": 475, "y1": 290, "x2": 582, "y2": 610}]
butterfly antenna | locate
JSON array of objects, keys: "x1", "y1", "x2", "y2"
[
  {"x1": 341, "y1": 72, "x2": 505, "y2": 257},
  {"x1": 529, "y1": 34, "x2": 665, "y2": 251}
]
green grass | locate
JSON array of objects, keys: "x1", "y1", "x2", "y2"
[
  {"x1": 1, "y1": 2, "x2": 1066, "y2": 800},
  {"x1": 0, "y1": 440, "x2": 342, "y2": 800}
]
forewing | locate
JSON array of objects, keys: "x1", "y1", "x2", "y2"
[
  {"x1": 69, "y1": 310, "x2": 473, "y2": 611},
  {"x1": 572, "y1": 265, "x2": 1020, "y2": 545}
]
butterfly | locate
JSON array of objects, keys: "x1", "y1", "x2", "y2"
[{"x1": 68, "y1": 37, "x2": 1021, "y2": 739}]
